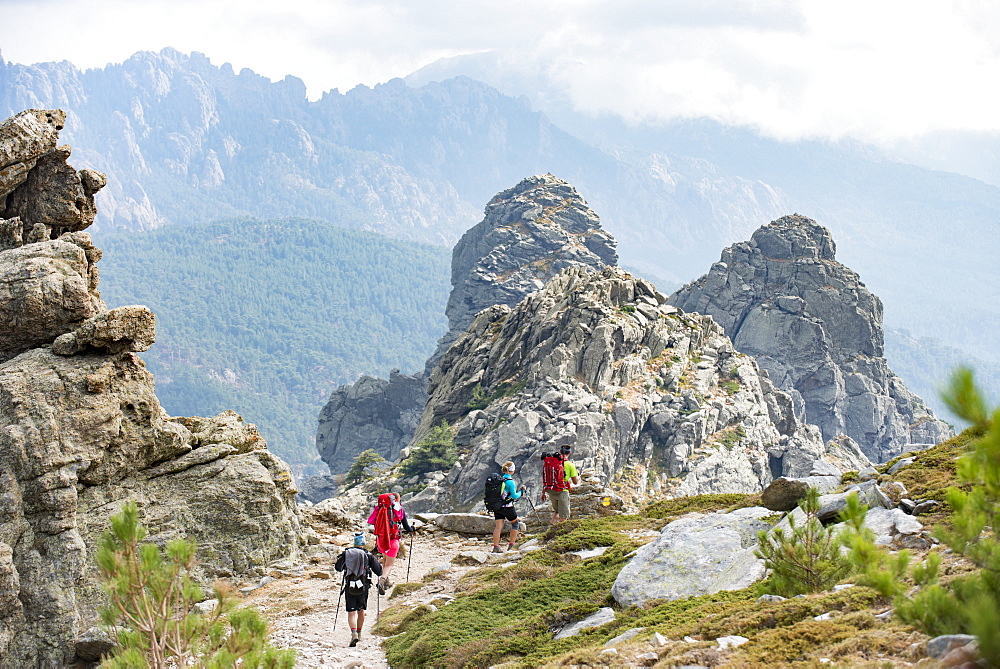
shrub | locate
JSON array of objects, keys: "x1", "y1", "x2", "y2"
[
  {"x1": 755, "y1": 487, "x2": 852, "y2": 596},
  {"x1": 345, "y1": 448, "x2": 386, "y2": 486},
  {"x1": 399, "y1": 421, "x2": 458, "y2": 479},
  {"x1": 466, "y1": 383, "x2": 489, "y2": 410},
  {"x1": 96, "y1": 501, "x2": 295, "y2": 668}
]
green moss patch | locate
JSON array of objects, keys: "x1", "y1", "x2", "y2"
[
  {"x1": 641, "y1": 493, "x2": 758, "y2": 520},
  {"x1": 388, "y1": 582, "x2": 424, "y2": 599}
]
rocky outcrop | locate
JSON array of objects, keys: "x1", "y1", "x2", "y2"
[
  {"x1": 404, "y1": 264, "x2": 831, "y2": 514},
  {"x1": 670, "y1": 215, "x2": 952, "y2": 462},
  {"x1": 0, "y1": 110, "x2": 301, "y2": 666},
  {"x1": 313, "y1": 174, "x2": 619, "y2": 480},
  {"x1": 314, "y1": 370, "x2": 426, "y2": 477}
]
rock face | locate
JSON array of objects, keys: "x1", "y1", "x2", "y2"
[
  {"x1": 404, "y1": 264, "x2": 831, "y2": 514},
  {"x1": 0, "y1": 110, "x2": 301, "y2": 665},
  {"x1": 670, "y1": 215, "x2": 952, "y2": 463},
  {"x1": 313, "y1": 174, "x2": 618, "y2": 480}
]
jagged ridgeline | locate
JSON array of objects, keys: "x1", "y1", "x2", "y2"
[
  {"x1": 0, "y1": 110, "x2": 302, "y2": 665},
  {"x1": 94, "y1": 217, "x2": 449, "y2": 474}
]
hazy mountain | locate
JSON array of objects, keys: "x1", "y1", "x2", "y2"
[{"x1": 3, "y1": 46, "x2": 997, "y2": 423}]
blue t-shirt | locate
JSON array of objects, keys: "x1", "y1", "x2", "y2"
[{"x1": 502, "y1": 473, "x2": 522, "y2": 505}]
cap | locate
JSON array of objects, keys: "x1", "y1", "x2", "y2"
[
  {"x1": 560, "y1": 445, "x2": 572, "y2": 455},
  {"x1": 353, "y1": 532, "x2": 366, "y2": 547}
]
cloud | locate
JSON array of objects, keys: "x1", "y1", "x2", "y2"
[{"x1": 1, "y1": 0, "x2": 998, "y2": 142}]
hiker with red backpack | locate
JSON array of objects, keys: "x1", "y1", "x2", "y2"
[
  {"x1": 367, "y1": 492, "x2": 414, "y2": 593},
  {"x1": 540, "y1": 445, "x2": 581, "y2": 524},
  {"x1": 484, "y1": 461, "x2": 526, "y2": 553}
]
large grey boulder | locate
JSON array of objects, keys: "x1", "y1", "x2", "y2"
[
  {"x1": 434, "y1": 513, "x2": 498, "y2": 535},
  {"x1": 611, "y1": 508, "x2": 772, "y2": 607},
  {"x1": 670, "y1": 215, "x2": 952, "y2": 462}
]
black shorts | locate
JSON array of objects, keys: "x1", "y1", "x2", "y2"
[
  {"x1": 345, "y1": 589, "x2": 369, "y2": 612},
  {"x1": 493, "y1": 506, "x2": 518, "y2": 522}
]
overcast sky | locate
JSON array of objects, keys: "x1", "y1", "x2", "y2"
[{"x1": 2, "y1": 0, "x2": 999, "y2": 145}]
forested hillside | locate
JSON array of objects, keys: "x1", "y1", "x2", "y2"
[{"x1": 94, "y1": 218, "x2": 449, "y2": 474}]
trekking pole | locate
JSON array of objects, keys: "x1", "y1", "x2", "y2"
[
  {"x1": 406, "y1": 529, "x2": 414, "y2": 583},
  {"x1": 333, "y1": 571, "x2": 345, "y2": 632},
  {"x1": 521, "y1": 486, "x2": 540, "y2": 522}
]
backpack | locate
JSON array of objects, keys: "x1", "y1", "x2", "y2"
[
  {"x1": 483, "y1": 472, "x2": 508, "y2": 511},
  {"x1": 542, "y1": 453, "x2": 568, "y2": 491},
  {"x1": 373, "y1": 494, "x2": 400, "y2": 543},
  {"x1": 343, "y1": 547, "x2": 369, "y2": 596}
]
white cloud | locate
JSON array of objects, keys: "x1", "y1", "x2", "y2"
[{"x1": 1, "y1": 0, "x2": 998, "y2": 143}]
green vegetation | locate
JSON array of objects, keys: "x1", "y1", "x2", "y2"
[
  {"x1": 345, "y1": 448, "x2": 386, "y2": 487},
  {"x1": 641, "y1": 493, "x2": 757, "y2": 520},
  {"x1": 96, "y1": 502, "x2": 294, "y2": 668},
  {"x1": 94, "y1": 217, "x2": 449, "y2": 474},
  {"x1": 619, "y1": 304, "x2": 636, "y2": 314},
  {"x1": 841, "y1": 368, "x2": 1000, "y2": 664},
  {"x1": 721, "y1": 379, "x2": 741, "y2": 395},
  {"x1": 755, "y1": 487, "x2": 852, "y2": 596},
  {"x1": 399, "y1": 421, "x2": 458, "y2": 479}
]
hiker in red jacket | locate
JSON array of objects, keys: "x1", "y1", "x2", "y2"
[{"x1": 367, "y1": 492, "x2": 414, "y2": 593}]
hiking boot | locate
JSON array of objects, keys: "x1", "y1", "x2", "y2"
[
  {"x1": 492, "y1": 545, "x2": 503, "y2": 553},
  {"x1": 507, "y1": 543, "x2": 516, "y2": 552},
  {"x1": 349, "y1": 631, "x2": 359, "y2": 647}
]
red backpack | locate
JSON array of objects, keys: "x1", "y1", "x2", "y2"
[
  {"x1": 373, "y1": 494, "x2": 400, "y2": 543},
  {"x1": 542, "y1": 453, "x2": 568, "y2": 491}
]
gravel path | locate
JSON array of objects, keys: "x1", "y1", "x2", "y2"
[{"x1": 244, "y1": 532, "x2": 504, "y2": 668}]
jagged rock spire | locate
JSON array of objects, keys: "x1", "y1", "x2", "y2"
[{"x1": 670, "y1": 214, "x2": 952, "y2": 462}]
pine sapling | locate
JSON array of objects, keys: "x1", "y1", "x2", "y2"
[
  {"x1": 96, "y1": 501, "x2": 295, "y2": 668},
  {"x1": 755, "y1": 486, "x2": 852, "y2": 596}
]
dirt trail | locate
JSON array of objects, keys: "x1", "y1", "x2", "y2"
[{"x1": 244, "y1": 531, "x2": 506, "y2": 668}]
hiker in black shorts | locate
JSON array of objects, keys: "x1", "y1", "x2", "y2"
[
  {"x1": 334, "y1": 532, "x2": 383, "y2": 646},
  {"x1": 491, "y1": 461, "x2": 526, "y2": 553}
]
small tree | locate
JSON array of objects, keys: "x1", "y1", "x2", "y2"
[
  {"x1": 346, "y1": 448, "x2": 387, "y2": 487},
  {"x1": 96, "y1": 501, "x2": 295, "y2": 668},
  {"x1": 755, "y1": 486, "x2": 852, "y2": 596},
  {"x1": 399, "y1": 421, "x2": 458, "y2": 479}
]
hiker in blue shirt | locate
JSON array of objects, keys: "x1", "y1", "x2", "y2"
[
  {"x1": 491, "y1": 461, "x2": 526, "y2": 553},
  {"x1": 334, "y1": 532, "x2": 383, "y2": 647}
]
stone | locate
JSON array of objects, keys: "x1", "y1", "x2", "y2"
[
  {"x1": 926, "y1": 634, "x2": 978, "y2": 659},
  {"x1": 74, "y1": 626, "x2": 117, "y2": 662},
  {"x1": 611, "y1": 509, "x2": 771, "y2": 607},
  {"x1": 653, "y1": 632, "x2": 669, "y2": 647},
  {"x1": 0, "y1": 235, "x2": 105, "y2": 363},
  {"x1": 670, "y1": 214, "x2": 952, "y2": 463},
  {"x1": 604, "y1": 627, "x2": 646, "y2": 647},
  {"x1": 434, "y1": 513, "x2": 498, "y2": 535},
  {"x1": 757, "y1": 594, "x2": 787, "y2": 603},
  {"x1": 553, "y1": 607, "x2": 616, "y2": 640},
  {"x1": 760, "y1": 477, "x2": 809, "y2": 511},
  {"x1": 859, "y1": 466, "x2": 879, "y2": 481},
  {"x1": 52, "y1": 305, "x2": 156, "y2": 356},
  {"x1": 912, "y1": 500, "x2": 939, "y2": 515},
  {"x1": 887, "y1": 457, "x2": 914, "y2": 474},
  {"x1": 716, "y1": 635, "x2": 749, "y2": 650},
  {"x1": 451, "y1": 551, "x2": 489, "y2": 565}
]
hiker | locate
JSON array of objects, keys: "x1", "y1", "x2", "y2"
[
  {"x1": 367, "y1": 492, "x2": 414, "y2": 592},
  {"x1": 334, "y1": 532, "x2": 383, "y2": 647},
  {"x1": 540, "y1": 445, "x2": 581, "y2": 524},
  {"x1": 488, "y1": 461, "x2": 526, "y2": 553}
]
